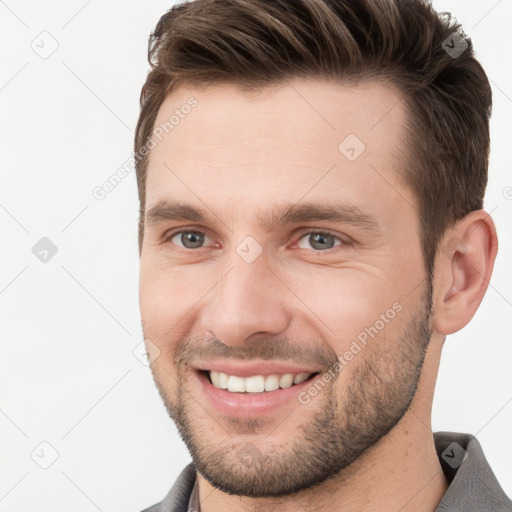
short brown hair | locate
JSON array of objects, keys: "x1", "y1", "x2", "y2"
[{"x1": 134, "y1": 0, "x2": 492, "y2": 275}]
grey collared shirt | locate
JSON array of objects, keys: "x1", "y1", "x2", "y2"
[
  {"x1": 141, "y1": 432, "x2": 512, "y2": 512},
  {"x1": 187, "y1": 478, "x2": 200, "y2": 512}
]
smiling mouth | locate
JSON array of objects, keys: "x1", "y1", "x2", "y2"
[{"x1": 201, "y1": 369, "x2": 321, "y2": 393}]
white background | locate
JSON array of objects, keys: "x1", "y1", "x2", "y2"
[{"x1": 0, "y1": 0, "x2": 511, "y2": 510}]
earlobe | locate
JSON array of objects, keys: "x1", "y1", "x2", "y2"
[{"x1": 433, "y1": 211, "x2": 498, "y2": 335}]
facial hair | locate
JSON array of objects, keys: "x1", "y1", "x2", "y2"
[{"x1": 149, "y1": 281, "x2": 433, "y2": 498}]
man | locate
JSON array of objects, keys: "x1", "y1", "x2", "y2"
[{"x1": 134, "y1": 0, "x2": 511, "y2": 510}]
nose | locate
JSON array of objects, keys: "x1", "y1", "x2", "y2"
[{"x1": 198, "y1": 255, "x2": 291, "y2": 347}]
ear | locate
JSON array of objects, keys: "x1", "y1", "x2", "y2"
[{"x1": 432, "y1": 210, "x2": 498, "y2": 335}]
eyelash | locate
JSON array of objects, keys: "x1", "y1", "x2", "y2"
[{"x1": 165, "y1": 228, "x2": 348, "y2": 252}]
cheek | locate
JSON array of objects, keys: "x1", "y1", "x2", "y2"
[
  {"x1": 139, "y1": 264, "x2": 205, "y2": 378},
  {"x1": 287, "y1": 268, "x2": 402, "y2": 351},
  {"x1": 139, "y1": 260, "x2": 217, "y2": 339}
]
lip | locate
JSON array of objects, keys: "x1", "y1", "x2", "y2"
[
  {"x1": 194, "y1": 360, "x2": 322, "y2": 377},
  {"x1": 195, "y1": 368, "x2": 322, "y2": 419}
]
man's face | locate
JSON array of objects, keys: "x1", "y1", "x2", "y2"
[{"x1": 139, "y1": 79, "x2": 433, "y2": 497}]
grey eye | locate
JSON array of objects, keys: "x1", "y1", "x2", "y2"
[
  {"x1": 171, "y1": 231, "x2": 209, "y2": 249},
  {"x1": 297, "y1": 232, "x2": 342, "y2": 251}
]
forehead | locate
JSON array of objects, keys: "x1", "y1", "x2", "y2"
[{"x1": 144, "y1": 78, "x2": 414, "y2": 224}]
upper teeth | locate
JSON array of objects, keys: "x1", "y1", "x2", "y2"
[{"x1": 209, "y1": 371, "x2": 312, "y2": 393}]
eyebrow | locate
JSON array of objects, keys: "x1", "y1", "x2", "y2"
[{"x1": 145, "y1": 200, "x2": 380, "y2": 233}]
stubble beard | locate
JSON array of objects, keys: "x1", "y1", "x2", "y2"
[{"x1": 150, "y1": 283, "x2": 433, "y2": 498}]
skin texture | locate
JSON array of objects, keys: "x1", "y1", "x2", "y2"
[{"x1": 139, "y1": 78, "x2": 498, "y2": 512}]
